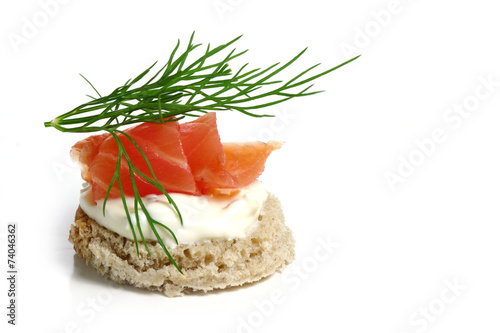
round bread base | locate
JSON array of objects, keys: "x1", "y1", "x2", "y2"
[{"x1": 69, "y1": 194, "x2": 295, "y2": 297}]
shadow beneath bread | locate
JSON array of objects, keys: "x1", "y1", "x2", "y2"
[{"x1": 186, "y1": 274, "x2": 275, "y2": 297}]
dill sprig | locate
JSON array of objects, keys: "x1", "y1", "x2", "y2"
[{"x1": 44, "y1": 32, "x2": 359, "y2": 273}]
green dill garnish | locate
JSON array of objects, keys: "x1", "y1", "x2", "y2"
[{"x1": 44, "y1": 32, "x2": 359, "y2": 273}]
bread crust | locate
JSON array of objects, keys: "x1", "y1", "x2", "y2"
[{"x1": 69, "y1": 194, "x2": 295, "y2": 296}]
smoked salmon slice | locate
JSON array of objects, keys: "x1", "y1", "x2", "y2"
[
  {"x1": 72, "y1": 121, "x2": 198, "y2": 201},
  {"x1": 179, "y1": 112, "x2": 234, "y2": 193},
  {"x1": 222, "y1": 141, "x2": 283, "y2": 188},
  {"x1": 71, "y1": 113, "x2": 281, "y2": 201}
]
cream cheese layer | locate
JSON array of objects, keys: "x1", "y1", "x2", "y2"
[{"x1": 79, "y1": 181, "x2": 268, "y2": 247}]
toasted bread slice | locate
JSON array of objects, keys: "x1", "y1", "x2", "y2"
[{"x1": 69, "y1": 194, "x2": 295, "y2": 297}]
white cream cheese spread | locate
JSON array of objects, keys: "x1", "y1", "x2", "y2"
[{"x1": 79, "y1": 181, "x2": 268, "y2": 247}]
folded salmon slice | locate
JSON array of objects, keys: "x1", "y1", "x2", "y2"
[{"x1": 71, "y1": 112, "x2": 281, "y2": 201}]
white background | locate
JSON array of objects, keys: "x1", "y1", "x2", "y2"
[{"x1": 1, "y1": 0, "x2": 500, "y2": 332}]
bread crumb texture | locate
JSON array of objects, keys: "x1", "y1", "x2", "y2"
[{"x1": 69, "y1": 194, "x2": 295, "y2": 297}]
